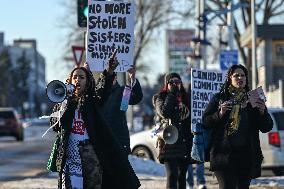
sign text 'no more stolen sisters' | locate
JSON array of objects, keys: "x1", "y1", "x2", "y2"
[{"x1": 87, "y1": 1, "x2": 135, "y2": 72}]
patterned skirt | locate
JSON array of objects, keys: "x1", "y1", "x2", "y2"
[{"x1": 62, "y1": 139, "x2": 103, "y2": 189}]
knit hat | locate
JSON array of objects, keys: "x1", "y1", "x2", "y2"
[{"x1": 164, "y1": 72, "x2": 182, "y2": 85}]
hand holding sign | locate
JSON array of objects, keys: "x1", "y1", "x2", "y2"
[
  {"x1": 127, "y1": 65, "x2": 136, "y2": 85},
  {"x1": 107, "y1": 49, "x2": 119, "y2": 75},
  {"x1": 83, "y1": 62, "x2": 90, "y2": 71}
]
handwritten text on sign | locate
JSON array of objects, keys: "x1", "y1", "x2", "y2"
[
  {"x1": 191, "y1": 69, "x2": 226, "y2": 132},
  {"x1": 87, "y1": 2, "x2": 134, "y2": 72}
]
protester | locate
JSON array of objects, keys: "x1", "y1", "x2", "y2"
[
  {"x1": 202, "y1": 64, "x2": 273, "y2": 189},
  {"x1": 49, "y1": 53, "x2": 140, "y2": 189},
  {"x1": 153, "y1": 72, "x2": 194, "y2": 189},
  {"x1": 102, "y1": 65, "x2": 143, "y2": 154},
  {"x1": 186, "y1": 83, "x2": 206, "y2": 189}
]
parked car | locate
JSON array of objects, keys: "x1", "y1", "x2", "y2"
[
  {"x1": 130, "y1": 108, "x2": 284, "y2": 175},
  {"x1": 260, "y1": 108, "x2": 284, "y2": 175},
  {"x1": 0, "y1": 107, "x2": 24, "y2": 141},
  {"x1": 130, "y1": 129, "x2": 158, "y2": 161}
]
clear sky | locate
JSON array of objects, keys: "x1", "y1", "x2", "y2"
[{"x1": 0, "y1": 1, "x2": 72, "y2": 82}]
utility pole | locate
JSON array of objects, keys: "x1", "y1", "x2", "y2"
[
  {"x1": 199, "y1": 0, "x2": 207, "y2": 70},
  {"x1": 251, "y1": 0, "x2": 257, "y2": 89},
  {"x1": 227, "y1": 0, "x2": 234, "y2": 50},
  {"x1": 195, "y1": 0, "x2": 201, "y2": 69}
]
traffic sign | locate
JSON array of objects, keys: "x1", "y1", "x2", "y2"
[
  {"x1": 72, "y1": 46, "x2": 85, "y2": 67},
  {"x1": 220, "y1": 49, "x2": 238, "y2": 70}
]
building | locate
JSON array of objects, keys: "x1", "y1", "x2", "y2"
[
  {"x1": 240, "y1": 25, "x2": 284, "y2": 108},
  {"x1": 0, "y1": 32, "x2": 47, "y2": 117}
]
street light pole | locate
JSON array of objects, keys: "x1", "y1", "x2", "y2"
[
  {"x1": 227, "y1": 0, "x2": 234, "y2": 50},
  {"x1": 251, "y1": 0, "x2": 257, "y2": 89},
  {"x1": 195, "y1": 0, "x2": 201, "y2": 69},
  {"x1": 195, "y1": 0, "x2": 207, "y2": 70}
]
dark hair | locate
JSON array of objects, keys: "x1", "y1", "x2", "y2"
[
  {"x1": 219, "y1": 64, "x2": 250, "y2": 98},
  {"x1": 160, "y1": 73, "x2": 189, "y2": 107},
  {"x1": 66, "y1": 67, "x2": 96, "y2": 97},
  {"x1": 164, "y1": 72, "x2": 182, "y2": 85}
]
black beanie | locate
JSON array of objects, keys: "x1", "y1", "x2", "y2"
[{"x1": 164, "y1": 72, "x2": 182, "y2": 85}]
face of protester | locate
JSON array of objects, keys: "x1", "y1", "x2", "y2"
[
  {"x1": 230, "y1": 68, "x2": 246, "y2": 89},
  {"x1": 167, "y1": 77, "x2": 182, "y2": 91},
  {"x1": 71, "y1": 69, "x2": 87, "y2": 97}
]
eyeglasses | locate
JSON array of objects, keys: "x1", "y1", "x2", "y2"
[
  {"x1": 231, "y1": 73, "x2": 246, "y2": 78},
  {"x1": 168, "y1": 79, "x2": 181, "y2": 85}
]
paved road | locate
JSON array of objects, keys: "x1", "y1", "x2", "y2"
[
  {"x1": 0, "y1": 125, "x2": 283, "y2": 189},
  {"x1": 0, "y1": 125, "x2": 55, "y2": 181}
]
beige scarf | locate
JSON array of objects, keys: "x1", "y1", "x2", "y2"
[{"x1": 227, "y1": 85, "x2": 246, "y2": 135}]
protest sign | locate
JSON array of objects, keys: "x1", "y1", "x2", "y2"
[
  {"x1": 191, "y1": 69, "x2": 226, "y2": 132},
  {"x1": 87, "y1": 1, "x2": 134, "y2": 72}
]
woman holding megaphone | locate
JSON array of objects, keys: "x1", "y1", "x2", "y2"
[
  {"x1": 48, "y1": 50, "x2": 140, "y2": 189},
  {"x1": 152, "y1": 73, "x2": 194, "y2": 189}
]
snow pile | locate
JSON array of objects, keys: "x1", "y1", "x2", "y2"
[
  {"x1": 251, "y1": 177, "x2": 284, "y2": 186},
  {"x1": 129, "y1": 155, "x2": 166, "y2": 177}
]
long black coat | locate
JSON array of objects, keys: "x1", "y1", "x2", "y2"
[
  {"x1": 102, "y1": 80, "x2": 143, "y2": 154},
  {"x1": 51, "y1": 71, "x2": 140, "y2": 189},
  {"x1": 202, "y1": 93, "x2": 273, "y2": 178},
  {"x1": 153, "y1": 91, "x2": 193, "y2": 163}
]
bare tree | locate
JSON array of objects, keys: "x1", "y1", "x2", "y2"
[
  {"x1": 0, "y1": 48, "x2": 11, "y2": 106},
  {"x1": 58, "y1": 0, "x2": 195, "y2": 74},
  {"x1": 133, "y1": 0, "x2": 194, "y2": 66},
  {"x1": 205, "y1": 0, "x2": 284, "y2": 70}
]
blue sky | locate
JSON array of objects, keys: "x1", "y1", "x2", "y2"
[
  {"x1": 0, "y1": 1, "x2": 185, "y2": 85},
  {"x1": 0, "y1": 1, "x2": 68, "y2": 82}
]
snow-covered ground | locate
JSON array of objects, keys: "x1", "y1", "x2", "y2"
[
  {"x1": 130, "y1": 156, "x2": 284, "y2": 187},
  {"x1": 2, "y1": 155, "x2": 284, "y2": 189}
]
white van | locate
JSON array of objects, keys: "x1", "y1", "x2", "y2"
[{"x1": 260, "y1": 108, "x2": 284, "y2": 175}]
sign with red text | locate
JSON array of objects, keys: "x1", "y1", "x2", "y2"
[{"x1": 166, "y1": 29, "x2": 194, "y2": 79}]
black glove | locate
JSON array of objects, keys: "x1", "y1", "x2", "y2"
[{"x1": 169, "y1": 85, "x2": 179, "y2": 94}]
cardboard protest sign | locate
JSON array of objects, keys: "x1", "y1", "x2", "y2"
[
  {"x1": 248, "y1": 86, "x2": 267, "y2": 108},
  {"x1": 191, "y1": 69, "x2": 226, "y2": 132},
  {"x1": 87, "y1": 1, "x2": 135, "y2": 72}
]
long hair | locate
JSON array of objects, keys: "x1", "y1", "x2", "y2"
[
  {"x1": 66, "y1": 67, "x2": 96, "y2": 100},
  {"x1": 160, "y1": 80, "x2": 190, "y2": 107},
  {"x1": 219, "y1": 64, "x2": 250, "y2": 99}
]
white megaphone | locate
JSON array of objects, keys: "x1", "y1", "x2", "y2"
[
  {"x1": 157, "y1": 124, "x2": 179, "y2": 145},
  {"x1": 46, "y1": 80, "x2": 75, "y2": 103},
  {"x1": 153, "y1": 119, "x2": 178, "y2": 144}
]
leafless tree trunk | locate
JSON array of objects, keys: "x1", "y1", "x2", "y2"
[
  {"x1": 58, "y1": 0, "x2": 195, "y2": 73},
  {"x1": 205, "y1": 0, "x2": 284, "y2": 70}
]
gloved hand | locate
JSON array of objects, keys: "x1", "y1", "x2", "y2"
[
  {"x1": 107, "y1": 49, "x2": 119, "y2": 75},
  {"x1": 169, "y1": 85, "x2": 179, "y2": 94}
]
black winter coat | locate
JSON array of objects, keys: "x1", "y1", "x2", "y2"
[
  {"x1": 102, "y1": 80, "x2": 143, "y2": 154},
  {"x1": 50, "y1": 71, "x2": 140, "y2": 189},
  {"x1": 202, "y1": 93, "x2": 273, "y2": 179},
  {"x1": 153, "y1": 91, "x2": 193, "y2": 163}
]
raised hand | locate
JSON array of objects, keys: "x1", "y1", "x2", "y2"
[
  {"x1": 107, "y1": 49, "x2": 119, "y2": 75},
  {"x1": 83, "y1": 62, "x2": 90, "y2": 71},
  {"x1": 127, "y1": 65, "x2": 136, "y2": 85}
]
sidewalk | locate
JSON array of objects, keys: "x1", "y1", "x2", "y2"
[
  {"x1": 1, "y1": 171, "x2": 284, "y2": 189},
  {"x1": 0, "y1": 172, "x2": 219, "y2": 189}
]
